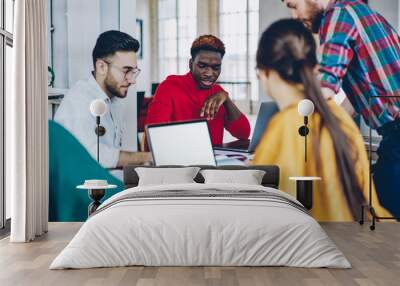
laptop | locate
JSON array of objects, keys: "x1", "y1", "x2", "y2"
[
  {"x1": 146, "y1": 120, "x2": 217, "y2": 166},
  {"x1": 214, "y1": 101, "x2": 279, "y2": 153}
]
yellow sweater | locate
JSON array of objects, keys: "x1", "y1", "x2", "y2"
[{"x1": 252, "y1": 100, "x2": 390, "y2": 221}]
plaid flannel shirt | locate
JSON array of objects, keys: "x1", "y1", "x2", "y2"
[{"x1": 319, "y1": 0, "x2": 400, "y2": 129}]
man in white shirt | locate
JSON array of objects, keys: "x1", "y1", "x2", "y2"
[{"x1": 55, "y1": 30, "x2": 151, "y2": 168}]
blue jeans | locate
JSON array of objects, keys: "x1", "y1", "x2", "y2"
[{"x1": 373, "y1": 130, "x2": 400, "y2": 217}]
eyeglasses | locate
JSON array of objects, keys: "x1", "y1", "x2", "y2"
[{"x1": 102, "y1": 60, "x2": 141, "y2": 80}]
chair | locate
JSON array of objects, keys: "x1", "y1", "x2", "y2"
[{"x1": 49, "y1": 120, "x2": 124, "y2": 222}]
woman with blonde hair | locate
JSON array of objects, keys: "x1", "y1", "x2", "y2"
[{"x1": 253, "y1": 19, "x2": 390, "y2": 221}]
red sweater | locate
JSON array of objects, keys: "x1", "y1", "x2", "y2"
[{"x1": 145, "y1": 72, "x2": 251, "y2": 146}]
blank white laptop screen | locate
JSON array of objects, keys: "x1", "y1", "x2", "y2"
[{"x1": 146, "y1": 120, "x2": 216, "y2": 166}]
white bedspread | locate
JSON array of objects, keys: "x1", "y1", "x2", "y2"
[{"x1": 50, "y1": 183, "x2": 350, "y2": 269}]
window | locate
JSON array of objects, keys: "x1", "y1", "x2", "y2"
[
  {"x1": 1, "y1": 0, "x2": 14, "y2": 231},
  {"x1": 5, "y1": 0, "x2": 13, "y2": 33},
  {"x1": 157, "y1": 0, "x2": 197, "y2": 81},
  {"x1": 177, "y1": 0, "x2": 196, "y2": 74},
  {"x1": 219, "y1": 0, "x2": 259, "y2": 113}
]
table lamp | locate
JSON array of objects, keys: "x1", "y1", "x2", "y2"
[
  {"x1": 297, "y1": 99, "x2": 315, "y2": 162},
  {"x1": 89, "y1": 99, "x2": 107, "y2": 162}
]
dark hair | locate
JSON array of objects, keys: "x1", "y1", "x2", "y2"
[
  {"x1": 92, "y1": 30, "x2": 140, "y2": 68},
  {"x1": 256, "y1": 19, "x2": 364, "y2": 219},
  {"x1": 190, "y1": 35, "x2": 226, "y2": 59}
]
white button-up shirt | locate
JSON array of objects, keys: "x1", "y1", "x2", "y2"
[{"x1": 54, "y1": 75, "x2": 124, "y2": 168}]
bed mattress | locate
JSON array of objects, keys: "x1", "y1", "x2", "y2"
[{"x1": 50, "y1": 183, "x2": 350, "y2": 269}]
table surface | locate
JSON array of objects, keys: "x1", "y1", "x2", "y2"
[
  {"x1": 76, "y1": 185, "x2": 117, "y2": 190},
  {"x1": 289, "y1": 176, "x2": 321, "y2": 181}
]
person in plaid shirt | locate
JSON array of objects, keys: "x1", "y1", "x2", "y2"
[{"x1": 281, "y1": 0, "x2": 400, "y2": 217}]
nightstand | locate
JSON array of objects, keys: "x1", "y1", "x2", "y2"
[
  {"x1": 77, "y1": 180, "x2": 117, "y2": 216},
  {"x1": 289, "y1": 177, "x2": 321, "y2": 210}
]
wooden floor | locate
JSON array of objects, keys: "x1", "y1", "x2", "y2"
[{"x1": 0, "y1": 222, "x2": 399, "y2": 286}]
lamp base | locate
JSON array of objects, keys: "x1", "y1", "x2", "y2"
[
  {"x1": 95, "y1": 126, "x2": 106, "y2": 136},
  {"x1": 298, "y1": 126, "x2": 309, "y2": 136}
]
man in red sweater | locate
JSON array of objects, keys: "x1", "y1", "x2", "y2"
[{"x1": 145, "y1": 35, "x2": 251, "y2": 146}]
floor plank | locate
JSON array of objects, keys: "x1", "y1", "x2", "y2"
[{"x1": 0, "y1": 222, "x2": 399, "y2": 286}]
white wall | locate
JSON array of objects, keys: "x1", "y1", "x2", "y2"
[
  {"x1": 259, "y1": 0, "x2": 290, "y2": 33},
  {"x1": 67, "y1": 0, "x2": 101, "y2": 86},
  {"x1": 51, "y1": 0, "x2": 69, "y2": 88},
  {"x1": 136, "y1": 0, "x2": 151, "y2": 97},
  {"x1": 100, "y1": 0, "x2": 120, "y2": 31},
  {"x1": 370, "y1": 0, "x2": 400, "y2": 31},
  {"x1": 119, "y1": 0, "x2": 138, "y2": 151},
  {"x1": 258, "y1": 0, "x2": 290, "y2": 102}
]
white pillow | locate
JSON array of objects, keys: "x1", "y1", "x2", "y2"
[
  {"x1": 200, "y1": 169, "x2": 266, "y2": 185},
  {"x1": 135, "y1": 167, "x2": 200, "y2": 186}
]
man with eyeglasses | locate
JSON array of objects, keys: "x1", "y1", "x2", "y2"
[
  {"x1": 55, "y1": 30, "x2": 151, "y2": 169},
  {"x1": 145, "y1": 35, "x2": 250, "y2": 147}
]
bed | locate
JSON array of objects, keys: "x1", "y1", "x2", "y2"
[{"x1": 50, "y1": 165, "x2": 350, "y2": 269}]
